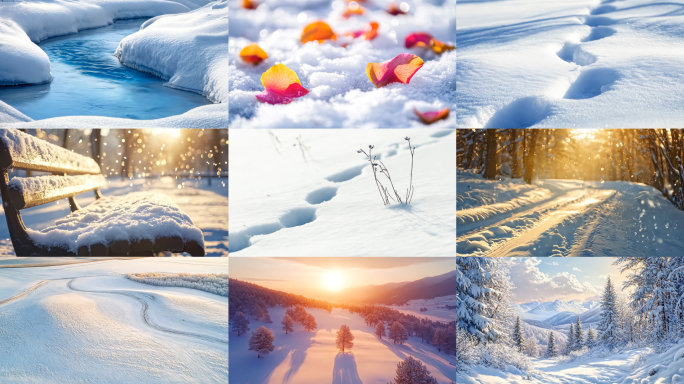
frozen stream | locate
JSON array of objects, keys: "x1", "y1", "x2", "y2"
[{"x1": 0, "y1": 18, "x2": 211, "y2": 120}]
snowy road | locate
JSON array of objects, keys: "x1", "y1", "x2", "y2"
[{"x1": 457, "y1": 172, "x2": 684, "y2": 256}]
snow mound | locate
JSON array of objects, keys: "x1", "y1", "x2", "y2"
[
  {"x1": 0, "y1": 100, "x2": 32, "y2": 124},
  {"x1": 114, "y1": 0, "x2": 228, "y2": 103},
  {"x1": 26, "y1": 191, "x2": 204, "y2": 253}
]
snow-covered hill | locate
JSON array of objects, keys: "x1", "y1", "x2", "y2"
[
  {"x1": 389, "y1": 294, "x2": 456, "y2": 323},
  {"x1": 544, "y1": 306, "x2": 601, "y2": 327},
  {"x1": 514, "y1": 300, "x2": 597, "y2": 321}
]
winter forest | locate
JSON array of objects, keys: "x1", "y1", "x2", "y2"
[
  {"x1": 457, "y1": 257, "x2": 684, "y2": 383},
  {"x1": 457, "y1": 129, "x2": 684, "y2": 256}
]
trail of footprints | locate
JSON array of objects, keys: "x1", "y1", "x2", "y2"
[{"x1": 484, "y1": 0, "x2": 621, "y2": 128}]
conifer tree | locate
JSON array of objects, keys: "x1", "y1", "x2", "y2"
[
  {"x1": 388, "y1": 356, "x2": 439, "y2": 384},
  {"x1": 248, "y1": 326, "x2": 275, "y2": 358},
  {"x1": 567, "y1": 323, "x2": 575, "y2": 354},
  {"x1": 587, "y1": 326, "x2": 596, "y2": 348},
  {"x1": 303, "y1": 313, "x2": 318, "y2": 332},
  {"x1": 457, "y1": 257, "x2": 504, "y2": 343},
  {"x1": 574, "y1": 315, "x2": 584, "y2": 350},
  {"x1": 597, "y1": 276, "x2": 620, "y2": 348},
  {"x1": 512, "y1": 316, "x2": 526, "y2": 353},
  {"x1": 282, "y1": 314, "x2": 294, "y2": 334},
  {"x1": 389, "y1": 321, "x2": 409, "y2": 344},
  {"x1": 376, "y1": 322, "x2": 386, "y2": 340},
  {"x1": 547, "y1": 332, "x2": 557, "y2": 357},
  {"x1": 336, "y1": 324, "x2": 354, "y2": 353},
  {"x1": 232, "y1": 311, "x2": 250, "y2": 336},
  {"x1": 432, "y1": 328, "x2": 448, "y2": 352}
]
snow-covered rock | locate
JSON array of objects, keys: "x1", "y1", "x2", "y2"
[{"x1": 114, "y1": 0, "x2": 228, "y2": 103}]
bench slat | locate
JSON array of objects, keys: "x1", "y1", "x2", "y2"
[
  {"x1": 0, "y1": 130, "x2": 101, "y2": 175},
  {"x1": 8, "y1": 174, "x2": 107, "y2": 210}
]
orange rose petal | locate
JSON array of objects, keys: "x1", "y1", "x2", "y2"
[
  {"x1": 243, "y1": 0, "x2": 258, "y2": 9},
  {"x1": 345, "y1": 22, "x2": 379, "y2": 40},
  {"x1": 405, "y1": 32, "x2": 455, "y2": 54},
  {"x1": 387, "y1": 3, "x2": 407, "y2": 15},
  {"x1": 414, "y1": 108, "x2": 450, "y2": 124},
  {"x1": 256, "y1": 64, "x2": 310, "y2": 104},
  {"x1": 343, "y1": 5, "x2": 365, "y2": 18},
  {"x1": 366, "y1": 53, "x2": 424, "y2": 88},
  {"x1": 239, "y1": 43, "x2": 268, "y2": 65},
  {"x1": 301, "y1": 21, "x2": 337, "y2": 43}
]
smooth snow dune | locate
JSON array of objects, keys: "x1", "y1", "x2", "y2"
[
  {"x1": 0, "y1": 274, "x2": 227, "y2": 384},
  {"x1": 229, "y1": 307, "x2": 455, "y2": 384},
  {"x1": 457, "y1": 171, "x2": 684, "y2": 256}
]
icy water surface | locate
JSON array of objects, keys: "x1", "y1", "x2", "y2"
[{"x1": 0, "y1": 18, "x2": 210, "y2": 120}]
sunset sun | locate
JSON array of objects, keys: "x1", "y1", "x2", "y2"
[{"x1": 323, "y1": 270, "x2": 345, "y2": 291}]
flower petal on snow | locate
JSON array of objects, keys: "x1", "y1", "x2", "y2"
[
  {"x1": 414, "y1": 107, "x2": 450, "y2": 124},
  {"x1": 405, "y1": 32, "x2": 455, "y2": 54},
  {"x1": 239, "y1": 43, "x2": 268, "y2": 65},
  {"x1": 343, "y1": 5, "x2": 365, "y2": 18},
  {"x1": 256, "y1": 64, "x2": 310, "y2": 104},
  {"x1": 301, "y1": 21, "x2": 337, "y2": 43},
  {"x1": 366, "y1": 53, "x2": 424, "y2": 88},
  {"x1": 345, "y1": 22, "x2": 379, "y2": 40},
  {"x1": 243, "y1": 0, "x2": 258, "y2": 9}
]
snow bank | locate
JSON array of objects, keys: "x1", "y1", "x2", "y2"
[
  {"x1": 0, "y1": 101, "x2": 32, "y2": 124},
  {"x1": 114, "y1": 0, "x2": 228, "y2": 103},
  {"x1": 229, "y1": 0, "x2": 455, "y2": 127},
  {"x1": 0, "y1": 103, "x2": 226, "y2": 128},
  {"x1": 0, "y1": 0, "x2": 214, "y2": 86},
  {"x1": 127, "y1": 273, "x2": 228, "y2": 296},
  {"x1": 26, "y1": 191, "x2": 204, "y2": 253},
  {"x1": 622, "y1": 342, "x2": 684, "y2": 383}
]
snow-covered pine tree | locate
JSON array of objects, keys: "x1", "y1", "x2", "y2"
[
  {"x1": 525, "y1": 333, "x2": 539, "y2": 357},
  {"x1": 336, "y1": 325, "x2": 354, "y2": 353},
  {"x1": 232, "y1": 311, "x2": 250, "y2": 336},
  {"x1": 457, "y1": 327, "x2": 477, "y2": 371},
  {"x1": 547, "y1": 332, "x2": 557, "y2": 357},
  {"x1": 388, "y1": 356, "x2": 439, "y2": 384},
  {"x1": 597, "y1": 276, "x2": 620, "y2": 349},
  {"x1": 586, "y1": 326, "x2": 596, "y2": 348},
  {"x1": 574, "y1": 315, "x2": 584, "y2": 350},
  {"x1": 567, "y1": 323, "x2": 575, "y2": 354},
  {"x1": 389, "y1": 321, "x2": 409, "y2": 344},
  {"x1": 282, "y1": 314, "x2": 294, "y2": 334},
  {"x1": 512, "y1": 316, "x2": 526, "y2": 354},
  {"x1": 456, "y1": 257, "x2": 505, "y2": 343},
  {"x1": 248, "y1": 326, "x2": 275, "y2": 358},
  {"x1": 432, "y1": 328, "x2": 448, "y2": 352},
  {"x1": 376, "y1": 322, "x2": 386, "y2": 340},
  {"x1": 303, "y1": 313, "x2": 317, "y2": 332}
]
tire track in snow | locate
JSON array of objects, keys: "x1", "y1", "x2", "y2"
[
  {"x1": 66, "y1": 278, "x2": 228, "y2": 346},
  {"x1": 0, "y1": 280, "x2": 49, "y2": 307},
  {"x1": 479, "y1": 189, "x2": 616, "y2": 256}
]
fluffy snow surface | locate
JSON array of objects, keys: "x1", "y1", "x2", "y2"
[
  {"x1": 457, "y1": 0, "x2": 684, "y2": 127},
  {"x1": 114, "y1": 0, "x2": 228, "y2": 103},
  {"x1": 0, "y1": 258, "x2": 228, "y2": 384},
  {"x1": 389, "y1": 294, "x2": 456, "y2": 323},
  {"x1": 229, "y1": 129, "x2": 455, "y2": 256},
  {"x1": 0, "y1": 177, "x2": 228, "y2": 256},
  {"x1": 229, "y1": 0, "x2": 456, "y2": 128},
  {"x1": 229, "y1": 306, "x2": 455, "y2": 383},
  {"x1": 457, "y1": 170, "x2": 684, "y2": 256},
  {"x1": 458, "y1": 348, "x2": 648, "y2": 384}
]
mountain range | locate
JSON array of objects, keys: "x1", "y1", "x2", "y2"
[{"x1": 513, "y1": 299, "x2": 599, "y2": 322}]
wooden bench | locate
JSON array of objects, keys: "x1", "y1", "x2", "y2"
[{"x1": 0, "y1": 129, "x2": 205, "y2": 256}]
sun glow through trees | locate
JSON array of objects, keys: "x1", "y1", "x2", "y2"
[{"x1": 323, "y1": 270, "x2": 345, "y2": 291}]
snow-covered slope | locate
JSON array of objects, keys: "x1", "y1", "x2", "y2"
[
  {"x1": 230, "y1": 306, "x2": 455, "y2": 384},
  {"x1": 457, "y1": 170, "x2": 684, "y2": 256},
  {"x1": 229, "y1": 129, "x2": 455, "y2": 256},
  {"x1": 389, "y1": 295, "x2": 456, "y2": 323},
  {"x1": 114, "y1": 0, "x2": 228, "y2": 103},
  {"x1": 544, "y1": 306, "x2": 601, "y2": 327},
  {"x1": 515, "y1": 300, "x2": 596, "y2": 321},
  {"x1": 457, "y1": 0, "x2": 684, "y2": 127}
]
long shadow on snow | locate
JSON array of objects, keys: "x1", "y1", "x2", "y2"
[
  {"x1": 332, "y1": 353, "x2": 364, "y2": 384},
  {"x1": 457, "y1": 15, "x2": 580, "y2": 49},
  {"x1": 282, "y1": 329, "x2": 315, "y2": 384},
  {"x1": 379, "y1": 338, "x2": 455, "y2": 381}
]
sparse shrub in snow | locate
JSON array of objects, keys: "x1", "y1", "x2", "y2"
[
  {"x1": 389, "y1": 321, "x2": 409, "y2": 344},
  {"x1": 357, "y1": 137, "x2": 416, "y2": 206},
  {"x1": 336, "y1": 325, "x2": 354, "y2": 353},
  {"x1": 126, "y1": 273, "x2": 228, "y2": 296},
  {"x1": 376, "y1": 322, "x2": 386, "y2": 340},
  {"x1": 387, "y1": 356, "x2": 438, "y2": 384},
  {"x1": 248, "y1": 326, "x2": 275, "y2": 358},
  {"x1": 282, "y1": 314, "x2": 294, "y2": 334},
  {"x1": 232, "y1": 311, "x2": 250, "y2": 337}
]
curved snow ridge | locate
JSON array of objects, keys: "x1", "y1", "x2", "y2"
[
  {"x1": 0, "y1": 0, "x2": 207, "y2": 86},
  {"x1": 114, "y1": 0, "x2": 228, "y2": 104},
  {"x1": 458, "y1": 188, "x2": 553, "y2": 226},
  {"x1": 67, "y1": 278, "x2": 228, "y2": 345}
]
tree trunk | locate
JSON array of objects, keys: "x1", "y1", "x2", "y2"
[
  {"x1": 524, "y1": 130, "x2": 539, "y2": 184},
  {"x1": 484, "y1": 129, "x2": 498, "y2": 179},
  {"x1": 510, "y1": 129, "x2": 521, "y2": 178}
]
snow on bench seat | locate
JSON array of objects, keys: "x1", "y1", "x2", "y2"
[
  {"x1": 0, "y1": 129, "x2": 101, "y2": 174},
  {"x1": 26, "y1": 192, "x2": 204, "y2": 255},
  {"x1": 7, "y1": 174, "x2": 106, "y2": 209}
]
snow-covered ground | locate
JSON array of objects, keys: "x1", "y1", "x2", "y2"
[
  {"x1": 229, "y1": 0, "x2": 455, "y2": 128},
  {"x1": 0, "y1": 0, "x2": 227, "y2": 127},
  {"x1": 0, "y1": 176, "x2": 228, "y2": 256},
  {"x1": 457, "y1": 0, "x2": 684, "y2": 127},
  {"x1": 0, "y1": 258, "x2": 228, "y2": 384},
  {"x1": 389, "y1": 294, "x2": 456, "y2": 323},
  {"x1": 229, "y1": 129, "x2": 455, "y2": 256},
  {"x1": 457, "y1": 170, "x2": 684, "y2": 256},
  {"x1": 458, "y1": 348, "x2": 647, "y2": 384},
  {"x1": 229, "y1": 306, "x2": 455, "y2": 383}
]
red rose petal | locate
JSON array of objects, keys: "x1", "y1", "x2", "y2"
[
  {"x1": 414, "y1": 108, "x2": 450, "y2": 124},
  {"x1": 366, "y1": 53, "x2": 424, "y2": 88}
]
